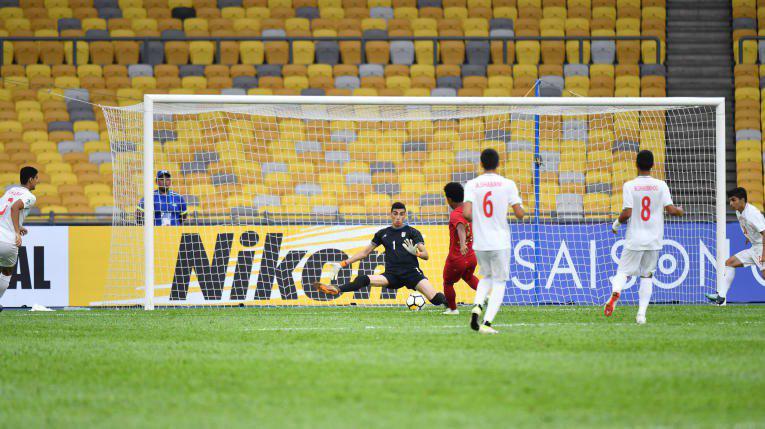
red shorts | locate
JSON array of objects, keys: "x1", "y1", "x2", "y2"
[{"x1": 443, "y1": 254, "x2": 478, "y2": 285}]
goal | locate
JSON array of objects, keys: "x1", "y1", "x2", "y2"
[{"x1": 100, "y1": 96, "x2": 726, "y2": 310}]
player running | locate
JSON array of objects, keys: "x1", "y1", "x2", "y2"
[
  {"x1": 136, "y1": 170, "x2": 188, "y2": 226},
  {"x1": 313, "y1": 202, "x2": 448, "y2": 308},
  {"x1": 607, "y1": 150, "x2": 684, "y2": 324},
  {"x1": 463, "y1": 148, "x2": 525, "y2": 334},
  {"x1": 0, "y1": 166, "x2": 39, "y2": 311},
  {"x1": 442, "y1": 182, "x2": 479, "y2": 315},
  {"x1": 705, "y1": 187, "x2": 765, "y2": 306}
]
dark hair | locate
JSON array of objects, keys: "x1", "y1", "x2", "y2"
[
  {"x1": 480, "y1": 148, "x2": 500, "y2": 171},
  {"x1": 636, "y1": 150, "x2": 654, "y2": 171},
  {"x1": 727, "y1": 187, "x2": 747, "y2": 202},
  {"x1": 443, "y1": 182, "x2": 464, "y2": 202},
  {"x1": 391, "y1": 202, "x2": 406, "y2": 212},
  {"x1": 20, "y1": 166, "x2": 38, "y2": 185}
]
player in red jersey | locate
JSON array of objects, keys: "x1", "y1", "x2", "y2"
[{"x1": 442, "y1": 182, "x2": 480, "y2": 315}]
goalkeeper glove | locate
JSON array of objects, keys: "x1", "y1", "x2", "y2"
[
  {"x1": 402, "y1": 239, "x2": 420, "y2": 257},
  {"x1": 611, "y1": 219, "x2": 621, "y2": 234},
  {"x1": 326, "y1": 260, "x2": 348, "y2": 280}
]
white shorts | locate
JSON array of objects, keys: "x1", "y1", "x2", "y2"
[
  {"x1": 0, "y1": 241, "x2": 18, "y2": 268},
  {"x1": 617, "y1": 249, "x2": 659, "y2": 278},
  {"x1": 475, "y1": 249, "x2": 511, "y2": 281},
  {"x1": 734, "y1": 247, "x2": 764, "y2": 271}
]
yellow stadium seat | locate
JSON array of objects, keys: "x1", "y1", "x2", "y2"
[{"x1": 189, "y1": 41, "x2": 215, "y2": 64}]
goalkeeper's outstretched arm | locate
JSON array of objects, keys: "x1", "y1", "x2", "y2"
[{"x1": 338, "y1": 242, "x2": 378, "y2": 268}]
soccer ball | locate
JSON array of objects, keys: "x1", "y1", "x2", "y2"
[{"x1": 406, "y1": 292, "x2": 426, "y2": 311}]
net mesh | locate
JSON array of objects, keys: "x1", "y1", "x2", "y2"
[{"x1": 99, "y1": 100, "x2": 719, "y2": 308}]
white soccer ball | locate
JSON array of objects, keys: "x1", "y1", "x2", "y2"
[{"x1": 406, "y1": 292, "x2": 426, "y2": 311}]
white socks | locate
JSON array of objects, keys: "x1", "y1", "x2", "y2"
[
  {"x1": 637, "y1": 276, "x2": 652, "y2": 318},
  {"x1": 483, "y1": 280, "x2": 506, "y2": 324},
  {"x1": 0, "y1": 274, "x2": 10, "y2": 300},
  {"x1": 474, "y1": 278, "x2": 491, "y2": 307},
  {"x1": 611, "y1": 272, "x2": 627, "y2": 294},
  {"x1": 718, "y1": 266, "x2": 735, "y2": 299}
]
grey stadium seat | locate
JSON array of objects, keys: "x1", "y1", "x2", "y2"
[
  {"x1": 295, "y1": 183, "x2": 323, "y2": 196},
  {"x1": 586, "y1": 183, "x2": 611, "y2": 195},
  {"x1": 49, "y1": 121, "x2": 73, "y2": 133},
  {"x1": 539, "y1": 151, "x2": 560, "y2": 172},
  {"x1": 736, "y1": 129, "x2": 761, "y2": 141},
  {"x1": 370, "y1": 7, "x2": 393, "y2": 19},
  {"x1": 193, "y1": 151, "x2": 219, "y2": 163},
  {"x1": 89, "y1": 152, "x2": 112, "y2": 165},
  {"x1": 211, "y1": 174, "x2": 238, "y2": 186},
  {"x1": 437, "y1": 76, "x2": 461, "y2": 90},
  {"x1": 93, "y1": 0, "x2": 118, "y2": 8},
  {"x1": 591, "y1": 41, "x2": 616, "y2": 64},
  {"x1": 296, "y1": 6, "x2": 320, "y2": 19},
  {"x1": 331, "y1": 129, "x2": 357, "y2": 143},
  {"x1": 295, "y1": 140, "x2": 323, "y2": 154},
  {"x1": 462, "y1": 64, "x2": 486, "y2": 77},
  {"x1": 253, "y1": 195, "x2": 280, "y2": 208},
  {"x1": 312, "y1": 205, "x2": 339, "y2": 216},
  {"x1": 218, "y1": 0, "x2": 242, "y2": 6},
  {"x1": 98, "y1": 8, "x2": 122, "y2": 19},
  {"x1": 390, "y1": 41, "x2": 414, "y2": 65},
  {"x1": 180, "y1": 161, "x2": 208, "y2": 175},
  {"x1": 325, "y1": 151, "x2": 350, "y2": 164},
  {"x1": 431, "y1": 88, "x2": 456, "y2": 97},
  {"x1": 256, "y1": 64, "x2": 282, "y2": 77},
  {"x1": 345, "y1": 172, "x2": 372, "y2": 185},
  {"x1": 419, "y1": 193, "x2": 442, "y2": 206},
  {"x1": 220, "y1": 88, "x2": 246, "y2": 96},
  {"x1": 418, "y1": 0, "x2": 441, "y2": 7},
  {"x1": 402, "y1": 141, "x2": 427, "y2": 152},
  {"x1": 374, "y1": 183, "x2": 400, "y2": 195},
  {"x1": 455, "y1": 150, "x2": 480, "y2": 164},
  {"x1": 128, "y1": 64, "x2": 153, "y2": 78},
  {"x1": 559, "y1": 172, "x2": 585, "y2": 186},
  {"x1": 564, "y1": 64, "x2": 589, "y2": 77},
  {"x1": 179, "y1": 64, "x2": 205, "y2": 77},
  {"x1": 370, "y1": 161, "x2": 396, "y2": 174},
  {"x1": 506, "y1": 139, "x2": 534, "y2": 152},
  {"x1": 301, "y1": 88, "x2": 325, "y2": 96},
  {"x1": 57, "y1": 18, "x2": 81, "y2": 32},
  {"x1": 466, "y1": 41, "x2": 490, "y2": 65},
  {"x1": 58, "y1": 140, "x2": 84, "y2": 153},
  {"x1": 452, "y1": 171, "x2": 477, "y2": 183},
  {"x1": 232, "y1": 76, "x2": 258, "y2": 90},
  {"x1": 613, "y1": 139, "x2": 640, "y2": 153},
  {"x1": 74, "y1": 131, "x2": 100, "y2": 142},
  {"x1": 359, "y1": 64, "x2": 384, "y2": 77},
  {"x1": 556, "y1": 194, "x2": 584, "y2": 220},
  {"x1": 153, "y1": 129, "x2": 177, "y2": 143},
  {"x1": 261, "y1": 162, "x2": 289, "y2": 176},
  {"x1": 316, "y1": 41, "x2": 340, "y2": 65},
  {"x1": 490, "y1": 19, "x2": 513, "y2": 30},
  {"x1": 335, "y1": 75, "x2": 360, "y2": 89},
  {"x1": 140, "y1": 41, "x2": 164, "y2": 65}
]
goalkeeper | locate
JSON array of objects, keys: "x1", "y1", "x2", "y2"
[{"x1": 314, "y1": 202, "x2": 448, "y2": 307}]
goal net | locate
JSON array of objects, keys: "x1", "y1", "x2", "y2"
[{"x1": 100, "y1": 96, "x2": 725, "y2": 309}]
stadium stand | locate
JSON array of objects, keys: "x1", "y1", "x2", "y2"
[{"x1": 0, "y1": 0, "x2": 667, "y2": 218}]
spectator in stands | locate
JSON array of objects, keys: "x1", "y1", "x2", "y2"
[{"x1": 136, "y1": 170, "x2": 188, "y2": 226}]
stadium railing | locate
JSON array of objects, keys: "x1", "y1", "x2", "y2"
[{"x1": 0, "y1": 35, "x2": 663, "y2": 66}]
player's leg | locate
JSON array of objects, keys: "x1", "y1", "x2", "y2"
[
  {"x1": 635, "y1": 251, "x2": 659, "y2": 324},
  {"x1": 442, "y1": 261, "x2": 461, "y2": 313},
  {"x1": 479, "y1": 249, "x2": 509, "y2": 334},
  {"x1": 471, "y1": 251, "x2": 494, "y2": 331},
  {"x1": 414, "y1": 278, "x2": 448, "y2": 307},
  {"x1": 0, "y1": 243, "x2": 18, "y2": 311},
  {"x1": 314, "y1": 274, "x2": 389, "y2": 295},
  {"x1": 460, "y1": 255, "x2": 480, "y2": 291},
  {"x1": 706, "y1": 254, "x2": 745, "y2": 305},
  {"x1": 605, "y1": 249, "x2": 639, "y2": 317}
]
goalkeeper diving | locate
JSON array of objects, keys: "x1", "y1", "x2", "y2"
[{"x1": 313, "y1": 202, "x2": 449, "y2": 308}]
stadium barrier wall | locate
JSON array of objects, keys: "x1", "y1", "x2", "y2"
[{"x1": 2, "y1": 224, "x2": 764, "y2": 307}]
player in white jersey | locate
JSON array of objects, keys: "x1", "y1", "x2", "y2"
[
  {"x1": 0, "y1": 167, "x2": 39, "y2": 311},
  {"x1": 606, "y1": 150, "x2": 684, "y2": 324},
  {"x1": 463, "y1": 148, "x2": 524, "y2": 334},
  {"x1": 705, "y1": 187, "x2": 765, "y2": 306}
]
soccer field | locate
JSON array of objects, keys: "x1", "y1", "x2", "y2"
[{"x1": 1, "y1": 305, "x2": 764, "y2": 428}]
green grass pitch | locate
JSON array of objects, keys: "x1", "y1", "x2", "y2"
[{"x1": 1, "y1": 305, "x2": 764, "y2": 428}]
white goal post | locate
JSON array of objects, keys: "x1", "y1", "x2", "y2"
[{"x1": 103, "y1": 95, "x2": 726, "y2": 310}]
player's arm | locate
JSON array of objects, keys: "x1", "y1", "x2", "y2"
[
  {"x1": 665, "y1": 205, "x2": 684, "y2": 217},
  {"x1": 612, "y1": 184, "x2": 632, "y2": 233},
  {"x1": 511, "y1": 203, "x2": 524, "y2": 219},
  {"x1": 456, "y1": 222, "x2": 468, "y2": 255},
  {"x1": 663, "y1": 185, "x2": 683, "y2": 217},
  {"x1": 179, "y1": 196, "x2": 188, "y2": 224},
  {"x1": 463, "y1": 182, "x2": 474, "y2": 222},
  {"x1": 10, "y1": 200, "x2": 25, "y2": 246},
  {"x1": 339, "y1": 242, "x2": 378, "y2": 267}
]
